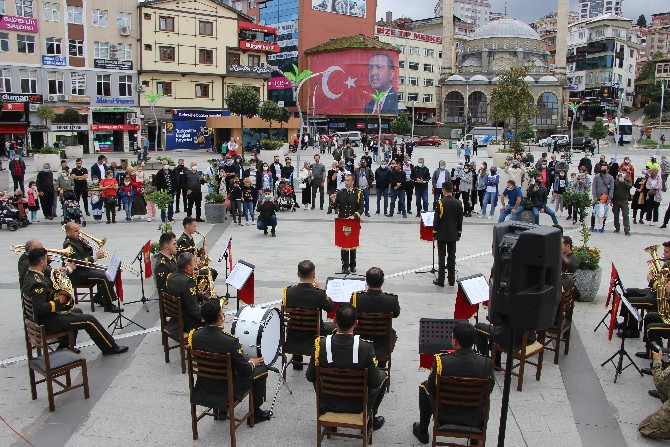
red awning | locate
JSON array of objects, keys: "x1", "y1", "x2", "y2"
[
  {"x1": 239, "y1": 21, "x2": 277, "y2": 35},
  {"x1": 0, "y1": 124, "x2": 28, "y2": 134}
]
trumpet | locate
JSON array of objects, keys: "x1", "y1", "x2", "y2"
[
  {"x1": 9, "y1": 245, "x2": 108, "y2": 271},
  {"x1": 61, "y1": 226, "x2": 140, "y2": 277}
]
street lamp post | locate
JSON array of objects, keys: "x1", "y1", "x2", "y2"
[
  {"x1": 464, "y1": 81, "x2": 470, "y2": 135},
  {"x1": 411, "y1": 101, "x2": 416, "y2": 141},
  {"x1": 142, "y1": 92, "x2": 167, "y2": 152},
  {"x1": 312, "y1": 81, "x2": 319, "y2": 143},
  {"x1": 658, "y1": 80, "x2": 666, "y2": 156}
]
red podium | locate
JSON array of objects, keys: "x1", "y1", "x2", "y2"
[
  {"x1": 419, "y1": 218, "x2": 433, "y2": 241},
  {"x1": 334, "y1": 218, "x2": 361, "y2": 249}
]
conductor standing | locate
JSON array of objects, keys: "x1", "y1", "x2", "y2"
[
  {"x1": 331, "y1": 174, "x2": 364, "y2": 274},
  {"x1": 433, "y1": 181, "x2": 463, "y2": 287}
]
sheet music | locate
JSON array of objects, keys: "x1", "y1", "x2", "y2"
[
  {"x1": 218, "y1": 247, "x2": 227, "y2": 263},
  {"x1": 421, "y1": 211, "x2": 435, "y2": 227},
  {"x1": 619, "y1": 294, "x2": 641, "y2": 322},
  {"x1": 326, "y1": 278, "x2": 366, "y2": 303},
  {"x1": 226, "y1": 262, "x2": 253, "y2": 289},
  {"x1": 458, "y1": 275, "x2": 490, "y2": 305},
  {"x1": 105, "y1": 254, "x2": 121, "y2": 282}
]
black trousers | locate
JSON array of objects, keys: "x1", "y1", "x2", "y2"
[
  {"x1": 405, "y1": 182, "x2": 414, "y2": 212},
  {"x1": 250, "y1": 365, "x2": 268, "y2": 410},
  {"x1": 437, "y1": 241, "x2": 456, "y2": 285},
  {"x1": 104, "y1": 202, "x2": 116, "y2": 222},
  {"x1": 644, "y1": 312, "x2": 670, "y2": 354},
  {"x1": 12, "y1": 175, "x2": 25, "y2": 193},
  {"x1": 341, "y1": 249, "x2": 357, "y2": 269},
  {"x1": 311, "y1": 182, "x2": 324, "y2": 208},
  {"x1": 45, "y1": 312, "x2": 117, "y2": 353},
  {"x1": 187, "y1": 191, "x2": 202, "y2": 219},
  {"x1": 175, "y1": 187, "x2": 188, "y2": 212},
  {"x1": 74, "y1": 185, "x2": 89, "y2": 213},
  {"x1": 39, "y1": 191, "x2": 54, "y2": 218},
  {"x1": 70, "y1": 268, "x2": 117, "y2": 306}
]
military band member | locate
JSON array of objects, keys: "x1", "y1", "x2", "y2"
[
  {"x1": 165, "y1": 252, "x2": 209, "y2": 336},
  {"x1": 306, "y1": 304, "x2": 387, "y2": 431},
  {"x1": 561, "y1": 236, "x2": 578, "y2": 292},
  {"x1": 432, "y1": 181, "x2": 463, "y2": 287},
  {"x1": 188, "y1": 299, "x2": 271, "y2": 423},
  {"x1": 638, "y1": 349, "x2": 670, "y2": 439},
  {"x1": 330, "y1": 174, "x2": 364, "y2": 274},
  {"x1": 283, "y1": 260, "x2": 335, "y2": 370},
  {"x1": 154, "y1": 232, "x2": 178, "y2": 293},
  {"x1": 18, "y1": 239, "x2": 74, "y2": 288},
  {"x1": 177, "y1": 217, "x2": 218, "y2": 280},
  {"x1": 22, "y1": 247, "x2": 128, "y2": 355},
  {"x1": 63, "y1": 222, "x2": 121, "y2": 313},
  {"x1": 413, "y1": 322, "x2": 492, "y2": 445},
  {"x1": 350, "y1": 267, "x2": 400, "y2": 365}
]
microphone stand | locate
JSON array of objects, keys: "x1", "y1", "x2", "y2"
[{"x1": 218, "y1": 237, "x2": 234, "y2": 308}]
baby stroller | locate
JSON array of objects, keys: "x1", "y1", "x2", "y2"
[
  {"x1": 60, "y1": 190, "x2": 86, "y2": 226},
  {"x1": 0, "y1": 201, "x2": 21, "y2": 231},
  {"x1": 276, "y1": 180, "x2": 297, "y2": 211}
]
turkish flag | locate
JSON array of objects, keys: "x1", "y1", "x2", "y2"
[
  {"x1": 143, "y1": 241, "x2": 152, "y2": 279},
  {"x1": 114, "y1": 269, "x2": 124, "y2": 303},
  {"x1": 608, "y1": 290, "x2": 621, "y2": 342}
]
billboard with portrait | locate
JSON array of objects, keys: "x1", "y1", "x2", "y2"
[
  {"x1": 309, "y1": 49, "x2": 399, "y2": 116},
  {"x1": 312, "y1": 0, "x2": 366, "y2": 18}
]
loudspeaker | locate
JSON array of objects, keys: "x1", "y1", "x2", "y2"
[{"x1": 489, "y1": 222, "x2": 562, "y2": 332}]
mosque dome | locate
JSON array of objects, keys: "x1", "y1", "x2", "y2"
[
  {"x1": 469, "y1": 75, "x2": 489, "y2": 82},
  {"x1": 471, "y1": 18, "x2": 541, "y2": 41}
]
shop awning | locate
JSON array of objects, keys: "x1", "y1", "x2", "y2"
[
  {"x1": 0, "y1": 123, "x2": 28, "y2": 133},
  {"x1": 239, "y1": 21, "x2": 277, "y2": 35}
]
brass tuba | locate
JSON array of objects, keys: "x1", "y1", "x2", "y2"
[
  {"x1": 51, "y1": 269, "x2": 75, "y2": 314},
  {"x1": 645, "y1": 244, "x2": 670, "y2": 323}
]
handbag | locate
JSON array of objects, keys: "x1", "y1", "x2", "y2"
[
  {"x1": 224, "y1": 197, "x2": 231, "y2": 211},
  {"x1": 105, "y1": 196, "x2": 118, "y2": 207}
]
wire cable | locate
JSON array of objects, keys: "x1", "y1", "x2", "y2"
[{"x1": 0, "y1": 415, "x2": 36, "y2": 447}]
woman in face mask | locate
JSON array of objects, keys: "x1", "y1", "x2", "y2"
[
  {"x1": 258, "y1": 163, "x2": 274, "y2": 195},
  {"x1": 476, "y1": 162, "x2": 488, "y2": 212}
]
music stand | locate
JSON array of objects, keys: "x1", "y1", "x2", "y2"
[
  {"x1": 225, "y1": 260, "x2": 254, "y2": 311},
  {"x1": 594, "y1": 263, "x2": 625, "y2": 333},
  {"x1": 600, "y1": 291, "x2": 643, "y2": 382},
  {"x1": 325, "y1": 276, "x2": 366, "y2": 319},
  {"x1": 418, "y1": 318, "x2": 467, "y2": 369},
  {"x1": 106, "y1": 254, "x2": 145, "y2": 335},
  {"x1": 455, "y1": 274, "x2": 490, "y2": 322},
  {"x1": 124, "y1": 241, "x2": 154, "y2": 312},
  {"x1": 218, "y1": 237, "x2": 233, "y2": 303},
  {"x1": 416, "y1": 212, "x2": 438, "y2": 277}
]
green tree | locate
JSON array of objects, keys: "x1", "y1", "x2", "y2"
[
  {"x1": 490, "y1": 67, "x2": 537, "y2": 155},
  {"x1": 259, "y1": 100, "x2": 281, "y2": 140},
  {"x1": 35, "y1": 105, "x2": 56, "y2": 145},
  {"x1": 517, "y1": 120, "x2": 535, "y2": 150},
  {"x1": 390, "y1": 113, "x2": 411, "y2": 136},
  {"x1": 590, "y1": 117, "x2": 608, "y2": 154},
  {"x1": 637, "y1": 52, "x2": 666, "y2": 82},
  {"x1": 278, "y1": 107, "x2": 291, "y2": 134},
  {"x1": 645, "y1": 102, "x2": 662, "y2": 119},
  {"x1": 636, "y1": 14, "x2": 647, "y2": 27},
  {"x1": 226, "y1": 85, "x2": 261, "y2": 152},
  {"x1": 62, "y1": 108, "x2": 81, "y2": 142}
]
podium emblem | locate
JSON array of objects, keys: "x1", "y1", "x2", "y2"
[{"x1": 343, "y1": 226, "x2": 352, "y2": 236}]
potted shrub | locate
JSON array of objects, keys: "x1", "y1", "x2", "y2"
[
  {"x1": 34, "y1": 145, "x2": 61, "y2": 170},
  {"x1": 562, "y1": 189, "x2": 591, "y2": 225},
  {"x1": 204, "y1": 193, "x2": 226, "y2": 223},
  {"x1": 573, "y1": 223, "x2": 602, "y2": 302}
]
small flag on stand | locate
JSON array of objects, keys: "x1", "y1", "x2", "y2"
[
  {"x1": 227, "y1": 239, "x2": 233, "y2": 271},
  {"x1": 143, "y1": 241, "x2": 152, "y2": 279},
  {"x1": 114, "y1": 269, "x2": 124, "y2": 302}
]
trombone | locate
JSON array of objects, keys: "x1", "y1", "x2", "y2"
[
  {"x1": 9, "y1": 245, "x2": 108, "y2": 271},
  {"x1": 61, "y1": 225, "x2": 140, "y2": 277}
]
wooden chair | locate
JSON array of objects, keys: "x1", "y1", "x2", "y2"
[
  {"x1": 159, "y1": 291, "x2": 187, "y2": 374},
  {"x1": 24, "y1": 319, "x2": 89, "y2": 412},
  {"x1": 22, "y1": 293, "x2": 72, "y2": 350},
  {"x1": 354, "y1": 312, "x2": 393, "y2": 391},
  {"x1": 73, "y1": 283, "x2": 96, "y2": 312},
  {"x1": 315, "y1": 367, "x2": 373, "y2": 447},
  {"x1": 492, "y1": 331, "x2": 545, "y2": 392},
  {"x1": 281, "y1": 306, "x2": 321, "y2": 378},
  {"x1": 433, "y1": 376, "x2": 491, "y2": 447},
  {"x1": 187, "y1": 349, "x2": 254, "y2": 445},
  {"x1": 544, "y1": 288, "x2": 576, "y2": 364}
]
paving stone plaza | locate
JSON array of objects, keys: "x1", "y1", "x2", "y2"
[{"x1": 0, "y1": 137, "x2": 667, "y2": 447}]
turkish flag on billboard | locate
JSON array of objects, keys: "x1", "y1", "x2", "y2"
[{"x1": 310, "y1": 49, "x2": 399, "y2": 116}]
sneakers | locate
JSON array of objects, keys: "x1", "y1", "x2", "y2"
[{"x1": 487, "y1": 215, "x2": 492, "y2": 220}]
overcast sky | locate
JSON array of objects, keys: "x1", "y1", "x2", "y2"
[{"x1": 376, "y1": 0, "x2": 668, "y2": 24}]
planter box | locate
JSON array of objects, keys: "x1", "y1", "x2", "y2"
[
  {"x1": 33, "y1": 153, "x2": 61, "y2": 170},
  {"x1": 574, "y1": 266, "x2": 602, "y2": 302},
  {"x1": 204, "y1": 203, "x2": 226, "y2": 223},
  {"x1": 492, "y1": 152, "x2": 512, "y2": 168},
  {"x1": 64, "y1": 145, "x2": 83, "y2": 158},
  {"x1": 486, "y1": 145, "x2": 504, "y2": 158}
]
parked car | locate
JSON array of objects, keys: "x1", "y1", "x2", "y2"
[
  {"x1": 414, "y1": 136, "x2": 441, "y2": 147},
  {"x1": 539, "y1": 134, "x2": 569, "y2": 148},
  {"x1": 335, "y1": 131, "x2": 362, "y2": 146},
  {"x1": 569, "y1": 137, "x2": 594, "y2": 151},
  {"x1": 371, "y1": 133, "x2": 395, "y2": 146}
]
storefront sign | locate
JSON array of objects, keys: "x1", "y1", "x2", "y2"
[
  {"x1": 165, "y1": 120, "x2": 214, "y2": 150},
  {"x1": 95, "y1": 97, "x2": 136, "y2": 105},
  {"x1": 172, "y1": 109, "x2": 231, "y2": 121},
  {"x1": 268, "y1": 77, "x2": 292, "y2": 90},
  {"x1": 1, "y1": 93, "x2": 43, "y2": 104},
  {"x1": 240, "y1": 40, "x2": 279, "y2": 53},
  {"x1": 2, "y1": 102, "x2": 25, "y2": 111},
  {"x1": 268, "y1": 51, "x2": 298, "y2": 61},
  {"x1": 51, "y1": 124, "x2": 89, "y2": 132},
  {"x1": 227, "y1": 65, "x2": 272, "y2": 78},
  {"x1": 375, "y1": 26, "x2": 442, "y2": 44},
  {"x1": 356, "y1": 123, "x2": 365, "y2": 129},
  {"x1": 278, "y1": 39, "x2": 298, "y2": 48},
  {"x1": 94, "y1": 59, "x2": 133, "y2": 70},
  {"x1": 91, "y1": 124, "x2": 140, "y2": 131},
  {"x1": 312, "y1": 0, "x2": 366, "y2": 18},
  {"x1": 92, "y1": 107, "x2": 135, "y2": 112},
  {"x1": 42, "y1": 55, "x2": 67, "y2": 66},
  {"x1": 69, "y1": 95, "x2": 91, "y2": 103},
  {"x1": 0, "y1": 15, "x2": 38, "y2": 33}
]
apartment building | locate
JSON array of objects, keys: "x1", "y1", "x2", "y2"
[
  {"x1": 0, "y1": 0, "x2": 139, "y2": 152},
  {"x1": 578, "y1": 0, "x2": 623, "y2": 20},
  {"x1": 646, "y1": 27, "x2": 670, "y2": 58},
  {"x1": 530, "y1": 11, "x2": 580, "y2": 66},
  {"x1": 651, "y1": 11, "x2": 670, "y2": 27},
  {"x1": 138, "y1": 0, "x2": 277, "y2": 150},
  {"x1": 567, "y1": 14, "x2": 641, "y2": 108},
  {"x1": 434, "y1": 0, "x2": 491, "y2": 30}
]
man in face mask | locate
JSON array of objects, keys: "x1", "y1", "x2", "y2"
[
  {"x1": 173, "y1": 158, "x2": 188, "y2": 214},
  {"x1": 10, "y1": 152, "x2": 26, "y2": 193},
  {"x1": 412, "y1": 158, "x2": 431, "y2": 216},
  {"x1": 432, "y1": 160, "x2": 451, "y2": 208},
  {"x1": 590, "y1": 164, "x2": 614, "y2": 231},
  {"x1": 57, "y1": 167, "x2": 74, "y2": 196},
  {"x1": 155, "y1": 161, "x2": 175, "y2": 222},
  {"x1": 374, "y1": 160, "x2": 392, "y2": 215},
  {"x1": 185, "y1": 162, "x2": 205, "y2": 222},
  {"x1": 619, "y1": 157, "x2": 635, "y2": 181}
]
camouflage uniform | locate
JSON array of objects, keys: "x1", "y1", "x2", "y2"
[{"x1": 639, "y1": 358, "x2": 670, "y2": 439}]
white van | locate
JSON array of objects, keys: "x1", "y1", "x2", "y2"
[{"x1": 335, "y1": 131, "x2": 362, "y2": 146}]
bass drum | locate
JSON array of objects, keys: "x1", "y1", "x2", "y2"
[{"x1": 231, "y1": 305, "x2": 281, "y2": 366}]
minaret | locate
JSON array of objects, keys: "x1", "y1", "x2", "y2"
[
  {"x1": 441, "y1": 0, "x2": 454, "y2": 78},
  {"x1": 555, "y1": 0, "x2": 569, "y2": 77}
]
